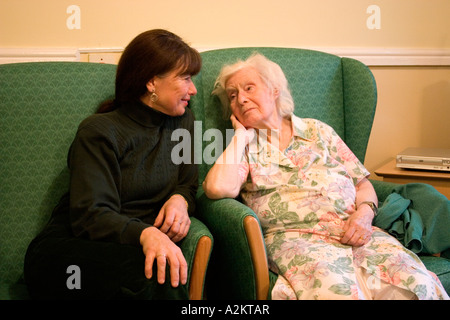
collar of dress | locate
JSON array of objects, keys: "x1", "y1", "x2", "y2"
[{"x1": 248, "y1": 115, "x2": 314, "y2": 155}]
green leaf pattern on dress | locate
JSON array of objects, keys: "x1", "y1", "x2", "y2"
[{"x1": 239, "y1": 116, "x2": 448, "y2": 300}]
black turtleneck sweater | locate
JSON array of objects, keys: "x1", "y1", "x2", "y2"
[{"x1": 60, "y1": 101, "x2": 198, "y2": 246}]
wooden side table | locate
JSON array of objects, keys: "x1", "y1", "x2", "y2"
[{"x1": 375, "y1": 159, "x2": 450, "y2": 199}]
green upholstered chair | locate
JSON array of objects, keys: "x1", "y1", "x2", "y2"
[
  {"x1": 0, "y1": 62, "x2": 213, "y2": 300},
  {"x1": 189, "y1": 47, "x2": 450, "y2": 299}
]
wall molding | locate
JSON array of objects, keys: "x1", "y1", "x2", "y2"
[
  {"x1": 0, "y1": 48, "x2": 79, "y2": 64},
  {"x1": 320, "y1": 47, "x2": 450, "y2": 66},
  {"x1": 197, "y1": 47, "x2": 450, "y2": 67},
  {"x1": 1, "y1": 47, "x2": 450, "y2": 66},
  {"x1": 78, "y1": 47, "x2": 124, "y2": 54}
]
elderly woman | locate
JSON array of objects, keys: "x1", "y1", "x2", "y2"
[
  {"x1": 25, "y1": 29, "x2": 200, "y2": 299},
  {"x1": 203, "y1": 53, "x2": 448, "y2": 300}
]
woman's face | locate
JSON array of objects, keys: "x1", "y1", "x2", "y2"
[
  {"x1": 225, "y1": 67, "x2": 280, "y2": 129},
  {"x1": 145, "y1": 68, "x2": 197, "y2": 117}
]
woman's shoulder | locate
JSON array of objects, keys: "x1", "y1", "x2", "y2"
[
  {"x1": 292, "y1": 115, "x2": 333, "y2": 134},
  {"x1": 76, "y1": 111, "x2": 125, "y2": 138},
  {"x1": 292, "y1": 115, "x2": 328, "y2": 127},
  {"x1": 78, "y1": 111, "x2": 112, "y2": 127}
]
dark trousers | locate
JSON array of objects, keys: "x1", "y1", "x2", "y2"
[{"x1": 24, "y1": 214, "x2": 189, "y2": 300}]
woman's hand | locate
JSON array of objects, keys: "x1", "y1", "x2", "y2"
[
  {"x1": 340, "y1": 178, "x2": 377, "y2": 247},
  {"x1": 154, "y1": 194, "x2": 190, "y2": 243},
  {"x1": 340, "y1": 205, "x2": 374, "y2": 247},
  {"x1": 230, "y1": 114, "x2": 255, "y2": 143},
  {"x1": 140, "y1": 226, "x2": 188, "y2": 287}
]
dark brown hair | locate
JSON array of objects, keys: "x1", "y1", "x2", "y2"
[{"x1": 97, "y1": 29, "x2": 202, "y2": 113}]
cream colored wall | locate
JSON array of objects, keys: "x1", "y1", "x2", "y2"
[
  {"x1": 366, "y1": 66, "x2": 450, "y2": 177},
  {"x1": 1, "y1": 0, "x2": 449, "y2": 49},
  {"x1": 1, "y1": 0, "x2": 449, "y2": 178}
]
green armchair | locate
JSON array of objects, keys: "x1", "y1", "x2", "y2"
[
  {"x1": 0, "y1": 62, "x2": 213, "y2": 300},
  {"x1": 190, "y1": 47, "x2": 450, "y2": 299}
]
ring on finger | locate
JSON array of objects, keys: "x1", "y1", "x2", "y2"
[{"x1": 156, "y1": 254, "x2": 166, "y2": 259}]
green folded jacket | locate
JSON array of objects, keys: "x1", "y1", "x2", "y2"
[{"x1": 375, "y1": 183, "x2": 450, "y2": 257}]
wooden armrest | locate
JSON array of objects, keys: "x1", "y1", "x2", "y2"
[
  {"x1": 243, "y1": 215, "x2": 270, "y2": 300},
  {"x1": 432, "y1": 253, "x2": 441, "y2": 257},
  {"x1": 189, "y1": 235, "x2": 213, "y2": 300}
]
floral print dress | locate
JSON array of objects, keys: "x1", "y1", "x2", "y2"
[{"x1": 237, "y1": 116, "x2": 448, "y2": 300}]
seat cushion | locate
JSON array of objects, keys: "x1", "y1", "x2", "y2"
[{"x1": 420, "y1": 256, "x2": 450, "y2": 294}]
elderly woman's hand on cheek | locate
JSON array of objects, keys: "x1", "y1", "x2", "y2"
[{"x1": 230, "y1": 114, "x2": 255, "y2": 144}]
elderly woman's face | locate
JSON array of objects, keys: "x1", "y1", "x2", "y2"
[{"x1": 225, "y1": 67, "x2": 280, "y2": 129}]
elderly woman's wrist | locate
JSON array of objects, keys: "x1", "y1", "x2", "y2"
[
  {"x1": 234, "y1": 128, "x2": 254, "y2": 144},
  {"x1": 358, "y1": 201, "x2": 378, "y2": 217}
]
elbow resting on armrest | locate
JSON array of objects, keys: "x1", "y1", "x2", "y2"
[{"x1": 202, "y1": 180, "x2": 240, "y2": 200}]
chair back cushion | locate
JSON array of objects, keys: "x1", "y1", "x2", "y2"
[
  {"x1": 0, "y1": 49, "x2": 377, "y2": 294},
  {"x1": 0, "y1": 62, "x2": 116, "y2": 288},
  {"x1": 191, "y1": 48, "x2": 377, "y2": 182}
]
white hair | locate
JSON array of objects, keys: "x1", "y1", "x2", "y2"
[{"x1": 212, "y1": 53, "x2": 294, "y2": 119}]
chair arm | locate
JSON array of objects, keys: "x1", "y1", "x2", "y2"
[
  {"x1": 243, "y1": 215, "x2": 270, "y2": 299},
  {"x1": 195, "y1": 188, "x2": 269, "y2": 299},
  {"x1": 178, "y1": 217, "x2": 213, "y2": 300},
  {"x1": 369, "y1": 179, "x2": 401, "y2": 204}
]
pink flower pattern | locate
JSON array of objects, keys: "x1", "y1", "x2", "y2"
[{"x1": 238, "y1": 116, "x2": 449, "y2": 300}]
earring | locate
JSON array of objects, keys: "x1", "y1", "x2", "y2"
[{"x1": 150, "y1": 92, "x2": 158, "y2": 103}]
